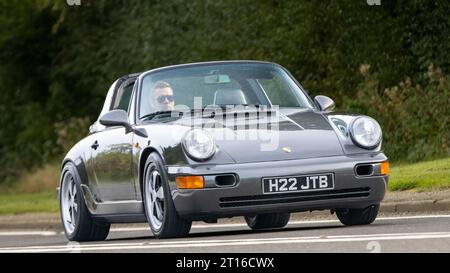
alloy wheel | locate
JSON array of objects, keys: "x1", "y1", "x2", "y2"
[
  {"x1": 61, "y1": 172, "x2": 78, "y2": 235},
  {"x1": 145, "y1": 169, "x2": 165, "y2": 230}
]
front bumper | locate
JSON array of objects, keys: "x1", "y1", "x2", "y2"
[{"x1": 167, "y1": 153, "x2": 388, "y2": 220}]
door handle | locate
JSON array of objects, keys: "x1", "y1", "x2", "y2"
[{"x1": 91, "y1": 140, "x2": 99, "y2": 150}]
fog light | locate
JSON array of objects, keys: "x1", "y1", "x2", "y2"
[
  {"x1": 381, "y1": 162, "x2": 390, "y2": 175},
  {"x1": 176, "y1": 176, "x2": 204, "y2": 189}
]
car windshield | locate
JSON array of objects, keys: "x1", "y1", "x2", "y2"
[{"x1": 139, "y1": 62, "x2": 315, "y2": 119}]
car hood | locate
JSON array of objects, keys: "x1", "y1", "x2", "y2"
[{"x1": 168, "y1": 109, "x2": 344, "y2": 164}]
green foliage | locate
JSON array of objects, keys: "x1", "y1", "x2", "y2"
[
  {"x1": 0, "y1": 0, "x2": 60, "y2": 179},
  {"x1": 54, "y1": 116, "x2": 91, "y2": 154},
  {"x1": 343, "y1": 64, "x2": 450, "y2": 162},
  {"x1": 0, "y1": 0, "x2": 449, "y2": 183}
]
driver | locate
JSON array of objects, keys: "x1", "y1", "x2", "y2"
[{"x1": 150, "y1": 80, "x2": 175, "y2": 111}]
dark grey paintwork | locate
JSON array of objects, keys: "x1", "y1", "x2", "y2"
[
  {"x1": 59, "y1": 61, "x2": 388, "y2": 223},
  {"x1": 99, "y1": 109, "x2": 131, "y2": 129}
]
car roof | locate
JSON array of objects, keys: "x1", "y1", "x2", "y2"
[
  {"x1": 117, "y1": 60, "x2": 281, "y2": 80},
  {"x1": 138, "y1": 60, "x2": 281, "y2": 78}
]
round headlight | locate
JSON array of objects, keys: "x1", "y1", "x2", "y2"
[
  {"x1": 349, "y1": 116, "x2": 382, "y2": 149},
  {"x1": 182, "y1": 129, "x2": 216, "y2": 161}
]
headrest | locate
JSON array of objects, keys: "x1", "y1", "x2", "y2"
[{"x1": 213, "y1": 88, "x2": 247, "y2": 105}]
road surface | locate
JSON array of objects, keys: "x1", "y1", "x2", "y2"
[{"x1": 0, "y1": 213, "x2": 449, "y2": 253}]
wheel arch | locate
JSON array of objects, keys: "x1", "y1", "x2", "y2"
[
  {"x1": 138, "y1": 146, "x2": 166, "y2": 198},
  {"x1": 60, "y1": 158, "x2": 89, "y2": 188},
  {"x1": 59, "y1": 157, "x2": 94, "y2": 213}
]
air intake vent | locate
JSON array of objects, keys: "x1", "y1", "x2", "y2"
[
  {"x1": 215, "y1": 175, "x2": 236, "y2": 187},
  {"x1": 355, "y1": 164, "x2": 374, "y2": 176},
  {"x1": 219, "y1": 187, "x2": 370, "y2": 208}
]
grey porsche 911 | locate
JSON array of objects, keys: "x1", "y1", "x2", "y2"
[{"x1": 57, "y1": 61, "x2": 389, "y2": 241}]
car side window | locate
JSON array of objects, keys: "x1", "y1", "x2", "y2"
[{"x1": 112, "y1": 81, "x2": 135, "y2": 112}]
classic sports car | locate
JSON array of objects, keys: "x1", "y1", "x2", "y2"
[{"x1": 58, "y1": 61, "x2": 389, "y2": 241}]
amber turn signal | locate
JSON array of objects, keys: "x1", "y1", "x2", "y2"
[
  {"x1": 381, "y1": 161, "x2": 390, "y2": 175},
  {"x1": 176, "y1": 176, "x2": 204, "y2": 189}
]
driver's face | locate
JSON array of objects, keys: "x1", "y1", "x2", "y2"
[{"x1": 151, "y1": 87, "x2": 174, "y2": 111}]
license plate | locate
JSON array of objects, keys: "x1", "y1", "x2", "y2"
[{"x1": 262, "y1": 173, "x2": 334, "y2": 194}]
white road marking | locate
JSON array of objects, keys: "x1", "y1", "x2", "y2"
[
  {"x1": 112, "y1": 214, "x2": 450, "y2": 231},
  {"x1": 0, "y1": 214, "x2": 449, "y2": 236},
  {"x1": 377, "y1": 214, "x2": 450, "y2": 221},
  {"x1": 1, "y1": 231, "x2": 450, "y2": 253},
  {"x1": 0, "y1": 231, "x2": 58, "y2": 236}
]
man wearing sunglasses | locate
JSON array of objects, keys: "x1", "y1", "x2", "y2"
[{"x1": 150, "y1": 80, "x2": 175, "y2": 111}]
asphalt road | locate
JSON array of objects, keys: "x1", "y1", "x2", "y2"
[{"x1": 0, "y1": 213, "x2": 449, "y2": 253}]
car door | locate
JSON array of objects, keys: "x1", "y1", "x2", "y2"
[{"x1": 90, "y1": 78, "x2": 136, "y2": 202}]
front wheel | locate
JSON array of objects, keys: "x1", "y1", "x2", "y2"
[
  {"x1": 245, "y1": 212, "x2": 290, "y2": 230},
  {"x1": 336, "y1": 204, "x2": 380, "y2": 226},
  {"x1": 59, "y1": 163, "x2": 110, "y2": 242},
  {"x1": 143, "y1": 153, "x2": 192, "y2": 239}
]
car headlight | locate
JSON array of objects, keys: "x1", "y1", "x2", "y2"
[
  {"x1": 182, "y1": 129, "x2": 216, "y2": 161},
  {"x1": 349, "y1": 116, "x2": 382, "y2": 149}
]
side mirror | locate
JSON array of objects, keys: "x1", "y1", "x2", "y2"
[
  {"x1": 99, "y1": 109, "x2": 148, "y2": 138},
  {"x1": 99, "y1": 109, "x2": 131, "y2": 130},
  {"x1": 314, "y1": 95, "x2": 335, "y2": 112}
]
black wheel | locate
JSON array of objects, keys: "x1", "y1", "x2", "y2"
[
  {"x1": 244, "y1": 212, "x2": 290, "y2": 230},
  {"x1": 143, "y1": 152, "x2": 192, "y2": 239},
  {"x1": 59, "y1": 163, "x2": 110, "y2": 242},
  {"x1": 336, "y1": 204, "x2": 380, "y2": 226}
]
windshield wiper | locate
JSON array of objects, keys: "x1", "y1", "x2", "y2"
[
  {"x1": 214, "y1": 104, "x2": 267, "y2": 109},
  {"x1": 141, "y1": 108, "x2": 213, "y2": 121},
  {"x1": 141, "y1": 105, "x2": 271, "y2": 121},
  {"x1": 140, "y1": 110, "x2": 183, "y2": 121}
]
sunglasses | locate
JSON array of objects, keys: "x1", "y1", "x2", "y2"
[{"x1": 156, "y1": 95, "x2": 174, "y2": 103}]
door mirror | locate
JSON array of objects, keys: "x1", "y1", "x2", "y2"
[
  {"x1": 314, "y1": 95, "x2": 335, "y2": 111},
  {"x1": 99, "y1": 109, "x2": 148, "y2": 137},
  {"x1": 99, "y1": 109, "x2": 131, "y2": 129}
]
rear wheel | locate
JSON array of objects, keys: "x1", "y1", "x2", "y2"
[
  {"x1": 336, "y1": 204, "x2": 380, "y2": 226},
  {"x1": 59, "y1": 163, "x2": 110, "y2": 242},
  {"x1": 245, "y1": 212, "x2": 290, "y2": 230},
  {"x1": 143, "y1": 152, "x2": 192, "y2": 238}
]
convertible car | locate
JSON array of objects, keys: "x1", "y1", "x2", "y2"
[{"x1": 58, "y1": 61, "x2": 389, "y2": 241}]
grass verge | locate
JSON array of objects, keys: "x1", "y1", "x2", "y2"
[
  {"x1": 0, "y1": 192, "x2": 58, "y2": 215},
  {"x1": 0, "y1": 162, "x2": 60, "y2": 215},
  {"x1": 389, "y1": 157, "x2": 450, "y2": 191}
]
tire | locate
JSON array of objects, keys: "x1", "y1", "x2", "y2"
[
  {"x1": 59, "y1": 163, "x2": 110, "y2": 242},
  {"x1": 143, "y1": 152, "x2": 192, "y2": 239},
  {"x1": 244, "y1": 212, "x2": 290, "y2": 230},
  {"x1": 336, "y1": 204, "x2": 380, "y2": 226}
]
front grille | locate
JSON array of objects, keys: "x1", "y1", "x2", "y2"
[{"x1": 219, "y1": 187, "x2": 371, "y2": 208}]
